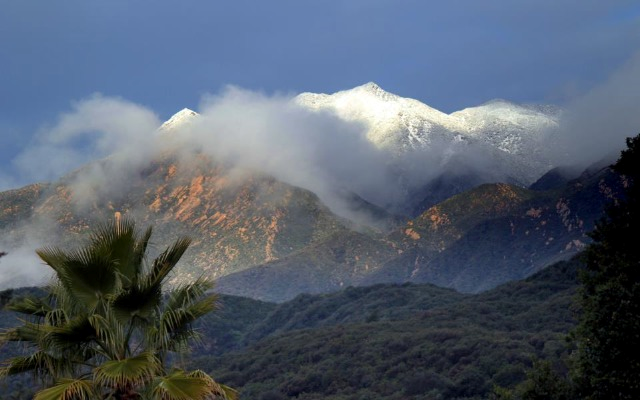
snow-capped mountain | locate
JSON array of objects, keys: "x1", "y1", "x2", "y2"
[
  {"x1": 452, "y1": 99, "x2": 560, "y2": 155},
  {"x1": 161, "y1": 85, "x2": 560, "y2": 189},
  {"x1": 0, "y1": 92, "x2": 622, "y2": 299},
  {"x1": 295, "y1": 82, "x2": 560, "y2": 185},
  {"x1": 296, "y1": 82, "x2": 466, "y2": 150},
  {"x1": 154, "y1": 84, "x2": 562, "y2": 217},
  {"x1": 158, "y1": 107, "x2": 198, "y2": 132}
]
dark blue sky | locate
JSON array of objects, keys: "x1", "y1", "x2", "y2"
[{"x1": 1, "y1": 1, "x2": 639, "y2": 182}]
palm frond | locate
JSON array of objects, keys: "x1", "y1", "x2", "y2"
[
  {"x1": 162, "y1": 278, "x2": 217, "y2": 342},
  {"x1": 46, "y1": 316, "x2": 95, "y2": 351},
  {"x1": 216, "y1": 383, "x2": 239, "y2": 400},
  {"x1": 151, "y1": 309, "x2": 187, "y2": 351},
  {"x1": 188, "y1": 369, "x2": 238, "y2": 400},
  {"x1": 86, "y1": 313, "x2": 122, "y2": 358},
  {"x1": 93, "y1": 351, "x2": 160, "y2": 390},
  {"x1": 152, "y1": 293, "x2": 217, "y2": 352},
  {"x1": 1, "y1": 321, "x2": 45, "y2": 344},
  {"x1": 34, "y1": 378, "x2": 99, "y2": 400},
  {"x1": 45, "y1": 308, "x2": 68, "y2": 327},
  {"x1": 6, "y1": 295, "x2": 52, "y2": 318},
  {"x1": 148, "y1": 237, "x2": 192, "y2": 285},
  {"x1": 132, "y1": 225, "x2": 153, "y2": 281},
  {"x1": 149, "y1": 369, "x2": 216, "y2": 400},
  {"x1": 111, "y1": 282, "x2": 162, "y2": 325},
  {"x1": 165, "y1": 277, "x2": 216, "y2": 310},
  {"x1": 38, "y1": 247, "x2": 120, "y2": 311},
  {"x1": 35, "y1": 247, "x2": 70, "y2": 277},
  {"x1": 90, "y1": 216, "x2": 136, "y2": 250},
  {"x1": 66, "y1": 249, "x2": 120, "y2": 302},
  {"x1": 91, "y1": 217, "x2": 142, "y2": 287},
  {"x1": 175, "y1": 293, "x2": 218, "y2": 326},
  {"x1": 0, "y1": 351, "x2": 71, "y2": 379},
  {"x1": 47, "y1": 280, "x2": 84, "y2": 317}
]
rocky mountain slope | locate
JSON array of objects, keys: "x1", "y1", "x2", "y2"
[
  {"x1": 0, "y1": 152, "x2": 359, "y2": 288},
  {"x1": 216, "y1": 161, "x2": 623, "y2": 301},
  {"x1": 0, "y1": 83, "x2": 616, "y2": 300}
]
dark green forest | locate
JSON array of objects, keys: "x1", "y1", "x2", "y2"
[
  {"x1": 195, "y1": 259, "x2": 580, "y2": 399},
  {"x1": 1, "y1": 258, "x2": 580, "y2": 399}
]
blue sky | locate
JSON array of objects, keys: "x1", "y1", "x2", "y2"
[{"x1": 1, "y1": 1, "x2": 639, "y2": 189}]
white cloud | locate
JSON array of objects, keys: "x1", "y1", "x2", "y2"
[
  {"x1": 12, "y1": 94, "x2": 161, "y2": 186},
  {"x1": 7, "y1": 94, "x2": 162, "y2": 209},
  {"x1": 185, "y1": 86, "x2": 401, "y2": 216},
  {"x1": 0, "y1": 246, "x2": 50, "y2": 290}
]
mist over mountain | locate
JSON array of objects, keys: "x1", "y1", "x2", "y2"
[
  {"x1": 0, "y1": 81, "x2": 631, "y2": 296},
  {"x1": 295, "y1": 82, "x2": 563, "y2": 213}
]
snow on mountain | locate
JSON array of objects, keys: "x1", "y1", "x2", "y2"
[
  {"x1": 295, "y1": 82, "x2": 561, "y2": 184},
  {"x1": 295, "y1": 82, "x2": 467, "y2": 151},
  {"x1": 152, "y1": 85, "x2": 560, "y2": 217},
  {"x1": 161, "y1": 86, "x2": 559, "y2": 179},
  {"x1": 451, "y1": 99, "x2": 560, "y2": 154},
  {"x1": 159, "y1": 108, "x2": 198, "y2": 132}
]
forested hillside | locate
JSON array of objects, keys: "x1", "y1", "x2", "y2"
[
  {"x1": 1, "y1": 258, "x2": 579, "y2": 399},
  {"x1": 197, "y1": 259, "x2": 580, "y2": 399}
]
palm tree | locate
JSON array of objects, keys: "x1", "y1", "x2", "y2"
[{"x1": 0, "y1": 217, "x2": 236, "y2": 400}]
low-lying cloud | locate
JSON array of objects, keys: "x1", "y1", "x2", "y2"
[
  {"x1": 549, "y1": 51, "x2": 640, "y2": 168},
  {"x1": 0, "y1": 215, "x2": 61, "y2": 290},
  {"x1": 1, "y1": 96, "x2": 163, "y2": 288},
  {"x1": 11, "y1": 94, "x2": 161, "y2": 188},
  {"x1": 187, "y1": 86, "x2": 401, "y2": 212},
  {"x1": 178, "y1": 86, "x2": 512, "y2": 217},
  {"x1": 0, "y1": 242, "x2": 50, "y2": 290}
]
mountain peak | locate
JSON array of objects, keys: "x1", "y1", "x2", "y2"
[
  {"x1": 481, "y1": 98, "x2": 515, "y2": 107},
  {"x1": 354, "y1": 81, "x2": 395, "y2": 100},
  {"x1": 159, "y1": 108, "x2": 198, "y2": 131},
  {"x1": 295, "y1": 82, "x2": 464, "y2": 151},
  {"x1": 359, "y1": 81, "x2": 382, "y2": 92}
]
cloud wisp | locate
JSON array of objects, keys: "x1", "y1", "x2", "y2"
[
  {"x1": 9, "y1": 94, "x2": 161, "y2": 188},
  {"x1": 188, "y1": 86, "x2": 402, "y2": 213},
  {"x1": 0, "y1": 215, "x2": 61, "y2": 290},
  {"x1": 0, "y1": 244, "x2": 50, "y2": 290},
  {"x1": 549, "y1": 51, "x2": 640, "y2": 168}
]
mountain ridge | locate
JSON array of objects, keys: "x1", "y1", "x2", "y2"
[
  {"x1": 0, "y1": 83, "x2": 617, "y2": 302},
  {"x1": 215, "y1": 162, "x2": 623, "y2": 302},
  {"x1": 295, "y1": 82, "x2": 559, "y2": 210},
  {"x1": 296, "y1": 82, "x2": 559, "y2": 161}
]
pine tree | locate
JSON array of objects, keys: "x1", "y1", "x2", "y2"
[{"x1": 574, "y1": 134, "x2": 640, "y2": 399}]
